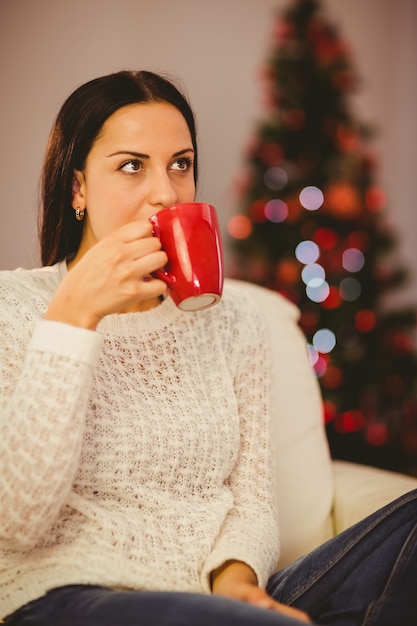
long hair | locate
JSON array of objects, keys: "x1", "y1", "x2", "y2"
[{"x1": 39, "y1": 70, "x2": 198, "y2": 266}]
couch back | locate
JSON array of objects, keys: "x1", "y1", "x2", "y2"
[{"x1": 225, "y1": 279, "x2": 334, "y2": 568}]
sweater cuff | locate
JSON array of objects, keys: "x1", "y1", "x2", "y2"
[
  {"x1": 201, "y1": 549, "x2": 269, "y2": 594},
  {"x1": 28, "y1": 320, "x2": 103, "y2": 367}
]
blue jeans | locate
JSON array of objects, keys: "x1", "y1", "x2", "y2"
[{"x1": 5, "y1": 489, "x2": 417, "y2": 625}]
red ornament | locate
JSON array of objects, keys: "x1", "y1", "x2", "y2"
[
  {"x1": 347, "y1": 231, "x2": 370, "y2": 251},
  {"x1": 324, "y1": 182, "x2": 362, "y2": 219},
  {"x1": 390, "y1": 332, "x2": 414, "y2": 355},
  {"x1": 365, "y1": 186, "x2": 386, "y2": 212},
  {"x1": 366, "y1": 422, "x2": 388, "y2": 446},
  {"x1": 312, "y1": 227, "x2": 338, "y2": 250},
  {"x1": 355, "y1": 310, "x2": 376, "y2": 333},
  {"x1": 250, "y1": 199, "x2": 267, "y2": 223},
  {"x1": 227, "y1": 215, "x2": 252, "y2": 240},
  {"x1": 285, "y1": 195, "x2": 304, "y2": 222},
  {"x1": 275, "y1": 258, "x2": 300, "y2": 284},
  {"x1": 323, "y1": 399, "x2": 337, "y2": 423},
  {"x1": 335, "y1": 410, "x2": 365, "y2": 434},
  {"x1": 321, "y1": 285, "x2": 342, "y2": 309},
  {"x1": 258, "y1": 143, "x2": 284, "y2": 165}
]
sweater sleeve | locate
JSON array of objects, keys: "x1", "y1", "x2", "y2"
[
  {"x1": 0, "y1": 277, "x2": 103, "y2": 550},
  {"x1": 201, "y1": 293, "x2": 280, "y2": 590}
]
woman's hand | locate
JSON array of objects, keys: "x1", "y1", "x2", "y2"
[
  {"x1": 45, "y1": 220, "x2": 168, "y2": 330},
  {"x1": 211, "y1": 561, "x2": 312, "y2": 623}
]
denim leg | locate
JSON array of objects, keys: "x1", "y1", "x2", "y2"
[
  {"x1": 5, "y1": 585, "x2": 311, "y2": 626},
  {"x1": 267, "y1": 488, "x2": 417, "y2": 626}
]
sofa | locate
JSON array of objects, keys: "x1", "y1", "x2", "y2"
[{"x1": 226, "y1": 279, "x2": 417, "y2": 570}]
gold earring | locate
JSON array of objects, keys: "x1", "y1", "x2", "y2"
[{"x1": 75, "y1": 207, "x2": 85, "y2": 221}]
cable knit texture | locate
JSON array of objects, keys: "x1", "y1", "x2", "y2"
[{"x1": 0, "y1": 262, "x2": 279, "y2": 618}]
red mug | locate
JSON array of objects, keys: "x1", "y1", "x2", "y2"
[{"x1": 149, "y1": 202, "x2": 224, "y2": 312}]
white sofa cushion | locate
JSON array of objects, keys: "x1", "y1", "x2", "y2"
[
  {"x1": 333, "y1": 460, "x2": 417, "y2": 532},
  {"x1": 225, "y1": 279, "x2": 334, "y2": 568}
]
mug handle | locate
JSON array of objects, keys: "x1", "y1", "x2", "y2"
[
  {"x1": 152, "y1": 267, "x2": 176, "y2": 286},
  {"x1": 149, "y1": 217, "x2": 176, "y2": 286}
]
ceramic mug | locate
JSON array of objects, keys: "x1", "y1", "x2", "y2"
[{"x1": 149, "y1": 202, "x2": 224, "y2": 312}]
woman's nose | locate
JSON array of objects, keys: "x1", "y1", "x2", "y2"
[{"x1": 148, "y1": 170, "x2": 178, "y2": 209}]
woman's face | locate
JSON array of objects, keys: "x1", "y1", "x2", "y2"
[{"x1": 72, "y1": 101, "x2": 196, "y2": 255}]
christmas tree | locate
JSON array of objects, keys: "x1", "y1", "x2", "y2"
[{"x1": 227, "y1": 0, "x2": 417, "y2": 472}]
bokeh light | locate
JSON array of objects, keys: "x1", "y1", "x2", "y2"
[
  {"x1": 264, "y1": 166, "x2": 288, "y2": 190},
  {"x1": 342, "y1": 248, "x2": 365, "y2": 272},
  {"x1": 301, "y1": 263, "x2": 326, "y2": 287},
  {"x1": 365, "y1": 186, "x2": 385, "y2": 212},
  {"x1": 313, "y1": 328, "x2": 336, "y2": 353},
  {"x1": 348, "y1": 231, "x2": 370, "y2": 251},
  {"x1": 307, "y1": 344, "x2": 319, "y2": 366},
  {"x1": 264, "y1": 199, "x2": 289, "y2": 222},
  {"x1": 295, "y1": 240, "x2": 320, "y2": 264},
  {"x1": 313, "y1": 227, "x2": 338, "y2": 250},
  {"x1": 306, "y1": 280, "x2": 330, "y2": 303},
  {"x1": 323, "y1": 399, "x2": 337, "y2": 423},
  {"x1": 366, "y1": 422, "x2": 388, "y2": 446},
  {"x1": 299, "y1": 186, "x2": 324, "y2": 211},
  {"x1": 250, "y1": 199, "x2": 267, "y2": 223},
  {"x1": 227, "y1": 215, "x2": 252, "y2": 239},
  {"x1": 324, "y1": 182, "x2": 361, "y2": 218},
  {"x1": 275, "y1": 258, "x2": 299, "y2": 283},
  {"x1": 314, "y1": 354, "x2": 328, "y2": 377},
  {"x1": 340, "y1": 277, "x2": 362, "y2": 301},
  {"x1": 355, "y1": 309, "x2": 376, "y2": 332},
  {"x1": 335, "y1": 410, "x2": 365, "y2": 434},
  {"x1": 321, "y1": 286, "x2": 342, "y2": 309}
]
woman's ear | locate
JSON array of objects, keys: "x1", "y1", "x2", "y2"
[{"x1": 72, "y1": 169, "x2": 86, "y2": 209}]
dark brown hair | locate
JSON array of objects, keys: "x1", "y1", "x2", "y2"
[{"x1": 39, "y1": 70, "x2": 198, "y2": 266}]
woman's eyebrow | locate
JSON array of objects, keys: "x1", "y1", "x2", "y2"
[
  {"x1": 107, "y1": 150, "x2": 150, "y2": 159},
  {"x1": 172, "y1": 148, "x2": 195, "y2": 157},
  {"x1": 107, "y1": 148, "x2": 194, "y2": 159}
]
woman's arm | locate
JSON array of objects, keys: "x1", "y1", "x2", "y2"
[
  {"x1": 202, "y1": 290, "x2": 279, "y2": 588},
  {"x1": 0, "y1": 273, "x2": 103, "y2": 550},
  {"x1": 202, "y1": 288, "x2": 311, "y2": 623},
  {"x1": 0, "y1": 220, "x2": 166, "y2": 549}
]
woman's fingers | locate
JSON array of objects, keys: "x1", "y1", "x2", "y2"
[
  {"x1": 45, "y1": 220, "x2": 170, "y2": 328},
  {"x1": 244, "y1": 587, "x2": 311, "y2": 623}
]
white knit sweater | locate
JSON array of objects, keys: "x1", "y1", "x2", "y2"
[{"x1": 0, "y1": 261, "x2": 279, "y2": 619}]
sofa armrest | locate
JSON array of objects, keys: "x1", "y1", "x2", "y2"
[{"x1": 332, "y1": 460, "x2": 417, "y2": 534}]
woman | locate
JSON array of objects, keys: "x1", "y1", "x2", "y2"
[
  {"x1": 0, "y1": 70, "x2": 416, "y2": 626},
  {"x1": 0, "y1": 69, "x2": 307, "y2": 625}
]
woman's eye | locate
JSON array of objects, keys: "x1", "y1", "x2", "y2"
[
  {"x1": 171, "y1": 157, "x2": 193, "y2": 172},
  {"x1": 120, "y1": 160, "x2": 142, "y2": 174}
]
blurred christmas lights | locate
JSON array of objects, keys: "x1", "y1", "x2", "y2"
[
  {"x1": 295, "y1": 240, "x2": 320, "y2": 264},
  {"x1": 264, "y1": 199, "x2": 289, "y2": 223},
  {"x1": 313, "y1": 328, "x2": 336, "y2": 353},
  {"x1": 228, "y1": 0, "x2": 417, "y2": 467},
  {"x1": 264, "y1": 166, "x2": 288, "y2": 190},
  {"x1": 342, "y1": 248, "x2": 365, "y2": 272},
  {"x1": 299, "y1": 186, "x2": 324, "y2": 211}
]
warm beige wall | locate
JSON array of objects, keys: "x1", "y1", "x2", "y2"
[{"x1": 1, "y1": 0, "x2": 416, "y2": 305}]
